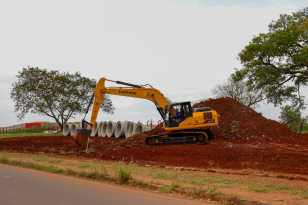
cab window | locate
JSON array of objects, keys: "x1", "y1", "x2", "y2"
[
  {"x1": 171, "y1": 105, "x2": 181, "y2": 119},
  {"x1": 183, "y1": 103, "x2": 190, "y2": 118}
]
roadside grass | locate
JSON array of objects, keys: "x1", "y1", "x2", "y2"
[
  {"x1": 118, "y1": 166, "x2": 132, "y2": 184},
  {"x1": 1, "y1": 151, "x2": 308, "y2": 199},
  {"x1": 0, "y1": 133, "x2": 63, "y2": 139}
]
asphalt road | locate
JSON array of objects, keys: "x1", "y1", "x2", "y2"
[{"x1": 0, "y1": 164, "x2": 211, "y2": 205}]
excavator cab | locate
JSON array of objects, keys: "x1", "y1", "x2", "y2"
[{"x1": 165, "y1": 102, "x2": 192, "y2": 128}]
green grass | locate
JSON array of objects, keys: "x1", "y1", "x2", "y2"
[
  {"x1": 0, "y1": 133, "x2": 63, "y2": 139},
  {"x1": 1, "y1": 151, "x2": 308, "y2": 199},
  {"x1": 118, "y1": 166, "x2": 132, "y2": 184},
  {"x1": 159, "y1": 181, "x2": 181, "y2": 193},
  {"x1": 0, "y1": 155, "x2": 65, "y2": 173},
  {"x1": 0, "y1": 155, "x2": 118, "y2": 183}
]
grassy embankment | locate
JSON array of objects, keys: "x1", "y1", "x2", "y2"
[
  {"x1": 0, "y1": 151, "x2": 307, "y2": 201},
  {"x1": 0, "y1": 133, "x2": 63, "y2": 139}
]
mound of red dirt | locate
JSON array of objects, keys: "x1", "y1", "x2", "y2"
[
  {"x1": 193, "y1": 97, "x2": 299, "y2": 140},
  {"x1": 106, "y1": 124, "x2": 167, "y2": 150},
  {"x1": 106, "y1": 97, "x2": 300, "y2": 149}
]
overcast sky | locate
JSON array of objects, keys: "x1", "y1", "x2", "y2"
[{"x1": 0, "y1": 0, "x2": 307, "y2": 127}]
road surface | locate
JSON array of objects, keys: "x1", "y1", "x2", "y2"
[{"x1": 0, "y1": 164, "x2": 211, "y2": 205}]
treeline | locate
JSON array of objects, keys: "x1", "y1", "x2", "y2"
[{"x1": 1, "y1": 126, "x2": 57, "y2": 134}]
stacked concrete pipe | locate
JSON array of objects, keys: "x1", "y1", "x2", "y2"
[
  {"x1": 114, "y1": 121, "x2": 127, "y2": 138},
  {"x1": 70, "y1": 124, "x2": 78, "y2": 136},
  {"x1": 101, "y1": 121, "x2": 108, "y2": 137},
  {"x1": 143, "y1": 125, "x2": 151, "y2": 132},
  {"x1": 76, "y1": 123, "x2": 82, "y2": 131},
  {"x1": 107, "y1": 121, "x2": 117, "y2": 137},
  {"x1": 63, "y1": 123, "x2": 73, "y2": 136},
  {"x1": 127, "y1": 122, "x2": 136, "y2": 138},
  {"x1": 90, "y1": 121, "x2": 98, "y2": 136},
  {"x1": 97, "y1": 121, "x2": 104, "y2": 137},
  {"x1": 125, "y1": 121, "x2": 132, "y2": 138},
  {"x1": 133, "y1": 122, "x2": 151, "y2": 135}
]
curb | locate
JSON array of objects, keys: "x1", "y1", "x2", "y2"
[{"x1": 148, "y1": 183, "x2": 271, "y2": 205}]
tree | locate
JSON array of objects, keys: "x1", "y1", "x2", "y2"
[
  {"x1": 278, "y1": 105, "x2": 306, "y2": 131},
  {"x1": 11, "y1": 67, "x2": 115, "y2": 130},
  {"x1": 211, "y1": 76, "x2": 266, "y2": 108},
  {"x1": 234, "y1": 7, "x2": 308, "y2": 109}
]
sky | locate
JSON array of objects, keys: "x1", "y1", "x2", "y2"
[{"x1": 0, "y1": 0, "x2": 307, "y2": 127}]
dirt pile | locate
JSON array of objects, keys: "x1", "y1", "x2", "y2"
[
  {"x1": 193, "y1": 97, "x2": 299, "y2": 140},
  {"x1": 105, "y1": 97, "x2": 300, "y2": 150},
  {"x1": 107, "y1": 124, "x2": 166, "y2": 150}
]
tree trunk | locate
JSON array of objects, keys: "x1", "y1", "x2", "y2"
[{"x1": 283, "y1": 116, "x2": 299, "y2": 126}]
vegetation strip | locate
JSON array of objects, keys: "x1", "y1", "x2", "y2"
[
  {"x1": 1, "y1": 152, "x2": 308, "y2": 202},
  {"x1": 0, "y1": 133, "x2": 63, "y2": 139},
  {"x1": 0, "y1": 155, "x2": 266, "y2": 204}
]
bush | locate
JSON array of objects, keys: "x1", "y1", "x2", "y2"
[{"x1": 118, "y1": 166, "x2": 132, "y2": 184}]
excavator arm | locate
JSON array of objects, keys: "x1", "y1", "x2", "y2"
[{"x1": 74, "y1": 78, "x2": 171, "y2": 148}]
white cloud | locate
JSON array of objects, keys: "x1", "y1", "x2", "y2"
[
  {"x1": 182, "y1": 87, "x2": 202, "y2": 90},
  {"x1": 204, "y1": 79, "x2": 226, "y2": 84}
]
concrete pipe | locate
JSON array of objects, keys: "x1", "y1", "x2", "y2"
[
  {"x1": 107, "y1": 121, "x2": 117, "y2": 138},
  {"x1": 63, "y1": 124, "x2": 73, "y2": 136},
  {"x1": 101, "y1": 121, "x2": 108, "y2": 137},
  {"x1": 85, "y1": 123, "x2": 89, "y2": 129},
  {"x1": 114, "y1": 121, "x2": 127, "y2": 138},
  {"x1": 90, "y1": 121, "x2": 98, "y2": 136},
  {"x1": 124, "y1": 121, "x2": 132, "y2": 138},
  {"x1": 70, "y1": 124, "x2": 77, "y2": 136},
  {"x1": 143, "y1": 125, "x2": 151, "y2": 132},
  {"x1": 127, "y1": 122, "x2": 136, "y2": 138},
  {"x1": 132, "y1": 122, "x2": 143, "y2": 135},
  {"x1": 73, "y1": 123, "x2": 82, "y2": 135},
  {"x1": 133, "y1": 122, "x2": 151, "y2": 134},
  {"x1": 97, "y1": 121, "x2": 104, "y2": 137}
]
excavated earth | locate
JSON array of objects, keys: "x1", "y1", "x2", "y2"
[{"x1": 1, "y1": 97, "x2": 308, "y2": 177}]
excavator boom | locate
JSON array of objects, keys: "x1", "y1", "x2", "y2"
[{"x1": 74, "y1": 78, "x2": 170, "y2": 148}]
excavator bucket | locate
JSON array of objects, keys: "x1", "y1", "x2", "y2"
[{"x1": 73, "y1": 130, "x2": 91, "y2": 149}]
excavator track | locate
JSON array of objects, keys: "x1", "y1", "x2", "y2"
[{"x1": 145, "y1": 130, "x2": 211, "y2": 146}]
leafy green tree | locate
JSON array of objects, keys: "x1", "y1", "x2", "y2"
[
  {"x1": 11, "y1": 67, "x2": 115, "y2": 130},
  {"x1": 31, "y1": 126, "x2": 39, "y2": 133},
  {"x1": 234, "y1": 7, "x2": 308, "y2": 109},
  {"x1": 211, "y1": 76, "x2": 266, "y2": 108},
  {"x1": 278, "y1": 105, "x2": 301, "y2": 130},
  {"x1": 48, "y1": 125, "x2": 56, "y2": 131},
  {"x1": 278, "y1": 105, "x2": 308, "y2": 132}
]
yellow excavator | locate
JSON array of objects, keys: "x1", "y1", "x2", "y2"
[{"x1": 73, "y1": 78, "x2": 219, "y2": 148}]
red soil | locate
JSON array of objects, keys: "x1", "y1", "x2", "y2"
[
  {"x1": 1, "y1": 135, "x2": 307, "y2": 176},
  {"x1": 1, "y1": 97, "x2": 307, "y2": 176},
  {"x1": 193, "y1": 97, "x2": 300, "y2": 140}
]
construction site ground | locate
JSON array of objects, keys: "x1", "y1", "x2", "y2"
[
  {"x1": 1, "y1": 97, "x2": 308, "y2": 204},
  {"x1": 0, "y1": 136, "x2": 308, "y2": 205}
]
